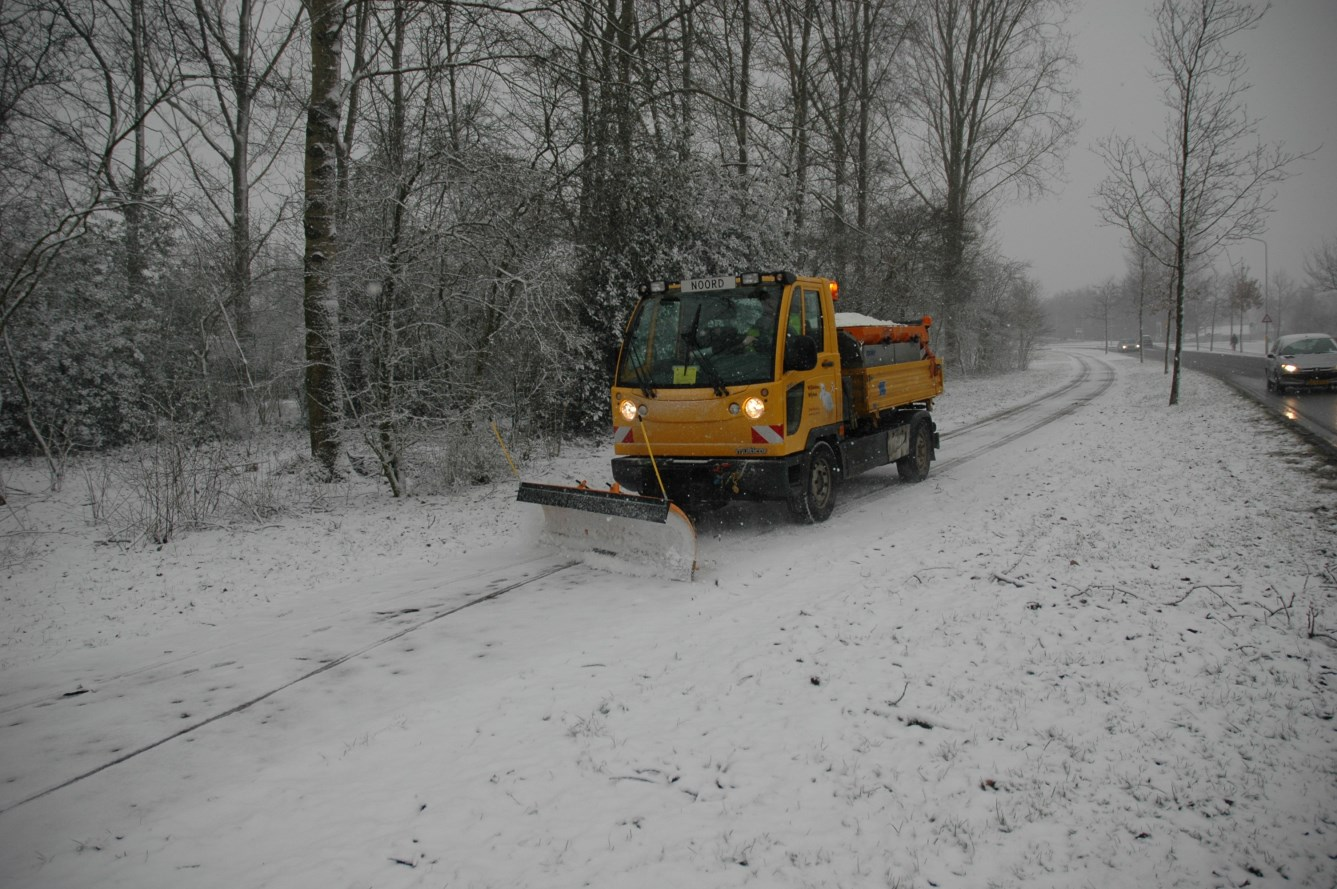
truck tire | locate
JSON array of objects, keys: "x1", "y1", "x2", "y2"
[
  {"x1": 897, "y1": 416, "x2": 933, "y2": 482},
  {"x1": 788, "y1": 442, "x2": 837, "y2": 523}
]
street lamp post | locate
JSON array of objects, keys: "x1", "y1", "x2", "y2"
[{"x1": 1243, "y1": 235, "x2": 1269, "y2": 353}]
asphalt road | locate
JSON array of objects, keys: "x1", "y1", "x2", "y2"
[{"x1": 1121, "y1": 345, "x2": 1337, "y2": 459}]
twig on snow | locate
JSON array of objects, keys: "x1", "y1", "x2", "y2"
[
  {"x1": 1164, "y1": 584, "x2": 1241, "y2": 611},
  {"x1": 1262, "y1": 586, "x2": 1296, "y2": 625},
  {"x1": 1067, "y1": 584, "x2": 1137, "y2": 602},
  {"x1": 1306, "y1": 601, "x2": 1337, "y2": 644}
]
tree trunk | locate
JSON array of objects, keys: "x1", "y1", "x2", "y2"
[
  {"x1": 303, "y1": 0, "x2": 343, "y2": 475},
  {"x1": 736, "y1": 0, "x2": 750, "y2": 178},
  {"x1": 126, "y1": 0, "x2": 148, "y2": 293},
  {"x1": 229, "y1": 0, "x2": 255, "y2": 361},
  {"x1": 854, "y1": 0, "x2": 872, "y2": 288}
]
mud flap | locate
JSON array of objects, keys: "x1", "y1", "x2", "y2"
[{"x1": 516, "y1": 483, "x2": 697, "y2": 582}]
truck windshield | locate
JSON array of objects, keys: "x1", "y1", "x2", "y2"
[{"x1": 617, "y1": 287, "x2": 782, "y2": 390}]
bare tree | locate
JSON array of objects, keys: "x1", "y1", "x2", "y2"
[
  {"x1": 1, "y1": 0, "x2": 186, "y2": 480},
  {"x1": 806, "y1": 0, "x2": 910, "y2": 286},
  {"x1": 760, "y1": 0, "x2": 817, "y2": 234},
  {"x1": 1226, "y1": 264, "x2": 1260, "y2": 348},
  {"x1": 1281, "y1": 270, "x2": 1337, "y2": 333},
  {"x1": 162, "y1": 0, "x2": 305, "y2": 383},
  {"x1": 1304, "y1": 236, "x2": 1337, "y2": 293},
  {"x1": 890, "y1": 0, "x2": 1076, "y2": 361},
  {"x1": 1090, "y1": 279, "x2": 1121, "y2": 352},
  {"x1": 1005, "y1": 271, "x2": 1048, "y2": 370},
  {"x1": 1267, "y1": 267, "x2": 1296, "y2": 336},
  {"x1": 970, "y1": 255, "x2": 1044, "y2": 371},
  {"x1": 1096, "y1": 0, "x2": 1301, "y2": 404},
  {"x1": 692, "y1": 0, "x2": 752, "y2": 175},
  {"x1": 52, "y1": 0, "x2": 167, "y2": 290},
  {"x1": 1123, "y1": 227, "x2": 1174, "y2": 365},
  {"x1": 0, "y1": 0, "x2": 171, "y2": 339}
]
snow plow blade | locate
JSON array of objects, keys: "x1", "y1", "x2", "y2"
[{"x1": 516, "y1": 482, "x2": 697, "y2": 582}]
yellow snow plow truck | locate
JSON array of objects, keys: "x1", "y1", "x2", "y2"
[{"x1": 517, "y1": 271, "x2": 944, "y2": 580}]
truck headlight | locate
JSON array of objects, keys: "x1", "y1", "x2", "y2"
[
  {"x1": 619, "y1": 400, "x2": 642, "y2": 421},
  {"x1": 743, "y1": 396, "x2": 766, "y2": 419}
]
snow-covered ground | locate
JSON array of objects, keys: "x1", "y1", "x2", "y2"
[{"x1": 1, "y1": 346, "x2": 1334, "y2": 889}]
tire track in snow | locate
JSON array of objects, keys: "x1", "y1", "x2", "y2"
[
  {"x1": 939, "y1": 348, "x2": 1103, "y2": 444},
  {"x1": 930, "y1": 350, "x2": 1115, "y2": 473},
  {"x1": 0, "y1": 559, "x2": 578, "y2": 817},
  {"x1": 0, "y1": 551, "x2": 564, "y2": 719}
]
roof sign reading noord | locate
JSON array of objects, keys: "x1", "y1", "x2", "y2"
[{"x1": 679, "y1": 275, "x2": 735, "y2": 293}]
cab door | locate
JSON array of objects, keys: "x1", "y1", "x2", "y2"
[{"x1": 780, "y1": 280, "x2": 842, "y2": 453}]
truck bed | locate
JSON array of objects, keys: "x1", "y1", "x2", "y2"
[
  {"x1": 843, "y1": 359, "x2": 942, "y2": 415},
  {"x1": 835, "y1": 315, "x2": 943, "y2": 417}
]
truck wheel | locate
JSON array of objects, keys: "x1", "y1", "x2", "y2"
[
  {"x1": 788, "y1": 442, "x2": 837, "y2": 524},
  {"x1": 897, "y1": 417, "x2": 933, "y2": 482}
]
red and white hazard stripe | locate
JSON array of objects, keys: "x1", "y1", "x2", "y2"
[
  {"x1": 614, "y1": 426, "x2": 634, "y2": 444},
  {"x1": 751, "y1": 425, "x2": 784, "y2": 444}
]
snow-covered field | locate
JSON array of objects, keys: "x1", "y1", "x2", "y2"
[{"x1": 2, "y1": 346, "x2": 1334, "y2": 888}]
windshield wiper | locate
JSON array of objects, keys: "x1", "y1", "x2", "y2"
[
  {"x1": 630, "y1": 343, "x2": 656, "y2": 398},
  {"x1": 682, "y1": 305, "x2": 730, "y2": 396}
]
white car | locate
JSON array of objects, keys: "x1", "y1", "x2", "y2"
[{"x1": 1265, "y1": 333, "x2": 1337, "y2": 393}]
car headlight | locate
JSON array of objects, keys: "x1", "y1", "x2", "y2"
[{"x1": 1281, "y1": 363, "x2": 1298, "y2": 374}]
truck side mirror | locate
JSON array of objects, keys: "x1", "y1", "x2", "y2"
[{"x1": 784, "y1": 334, "x2": 818, "y2": 372}]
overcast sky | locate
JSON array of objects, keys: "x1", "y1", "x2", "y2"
[{"x1": 993, "y1": 0, "x2": 1337, "y2": 297}]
